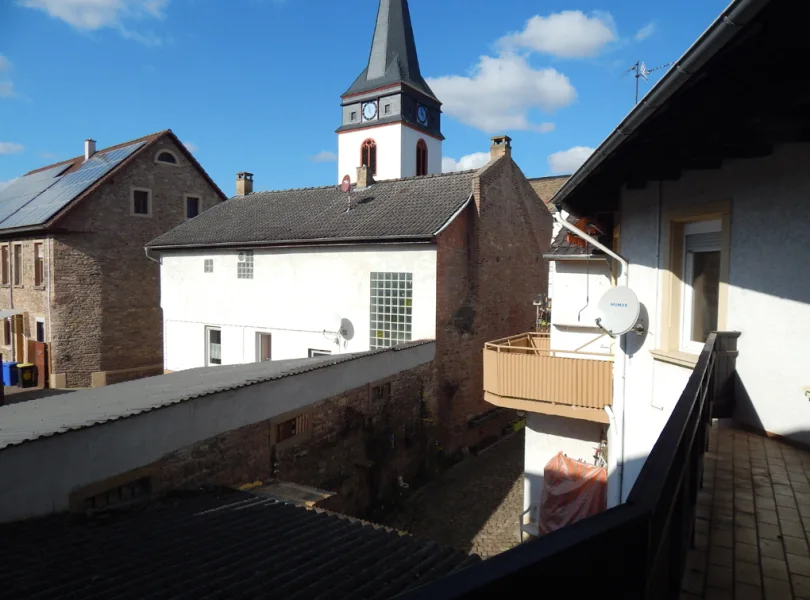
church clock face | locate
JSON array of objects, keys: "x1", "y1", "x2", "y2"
[
  {"x1": 417, "y1": 105, "x2": 429, "y2": 126},
  {"x1": 362, "y1": 101, "x2": 378, "y2": 121}
]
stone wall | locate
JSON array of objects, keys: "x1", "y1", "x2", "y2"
[
  {"x1": 435, "y1": 152, "x2": 552, "y2": 454},
  {"x1": 155, "y1": 362, "x2": 437, "y2": 518},
  {"x1": 49, "y1": 136, "x2": 223, "y2": 387}
]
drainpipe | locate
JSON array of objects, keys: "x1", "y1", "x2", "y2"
[
  {"x1": 144, "y1": 247, "x2": 160, "y2": 264},
  {"x1": 554, "y1": 211, "x2": 628, "y2": 503}
]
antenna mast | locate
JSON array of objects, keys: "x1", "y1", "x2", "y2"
[{"x1": 626, "y1": 60, "x2": 673, "y2": 105}]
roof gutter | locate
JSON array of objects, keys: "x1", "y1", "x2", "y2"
[{"x1": 551, "y1": 0, "x2": 772, "y2": 214}]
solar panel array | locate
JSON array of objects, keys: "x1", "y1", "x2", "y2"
[{"x1": 0, "y1": 141, "x2": 145, "y2": 230}]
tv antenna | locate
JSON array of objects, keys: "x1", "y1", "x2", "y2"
[{"x1": 625, "y1": 60, "x2": 672, "y2": 105}]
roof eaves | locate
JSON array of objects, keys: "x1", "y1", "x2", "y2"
[
  {"x1": 550, "y1": 0, "x2": 772, "y2": 214},
  {"x1": 147, "y1": 235, "x2": 437, "y2": 252},
  {"x1": 432, "y1": 193, "x2": 473, "y2": 237}
]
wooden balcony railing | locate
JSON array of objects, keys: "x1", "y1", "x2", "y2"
[
  {"x1": 483, "y1": 332, "x2": 613, "y2": 423},
  {"x1": 399, "y1": 331, "x2": 741, "y2": 600}
]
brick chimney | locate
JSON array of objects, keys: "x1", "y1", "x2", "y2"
[
  {"x1": 236, "y1": 172, "x2": 253, "y2": 196},
  {"x1": 84, "y1": 139, "x2": 96, "y2": 161},
  {"x1": 356, "y1": 165, "x2": 375, "y2": 189},
  {"x1": 490, "y1": 135, "x2": 512, "y2": 160}
]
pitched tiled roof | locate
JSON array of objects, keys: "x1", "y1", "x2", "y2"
[
  {"x1": 147, "y1": 171, "x2": 475, "y2": 249},
  {"x1": 546, "y1": 215, "x2": 606, "y2": 258},
  {"x1": 528, "y1": 176, "x2": 570, "y2": 214},
  {"x1": 0, "y1": 488, "x2": 480, "y2": 599},
  {"x1": 0, "y1": 130, "x2": 226, "y2": 234}
]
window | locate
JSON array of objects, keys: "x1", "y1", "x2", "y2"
[
  {"x1": 350, "y1": 111, "x2": 357, "y2": 122},
  {"x1": 276, "y1": 413, "x2": 310, "y2": 443},
  {"x1": 384, "y1": 103, "x2": 391, "y2": 115},
  {"x1": 132, "y1": 188, "x2": 151, "y2": 216},
  {"x1": 35, "y1": 319, "x2": 45, "y2": 342},
  {"x1": 204, "y1": 259, "x2": 213, "y2": 273},
  {"x1": 206, "y1": 327, "x2": 222, "y2": 365},
  {"x1": 257, "y1": 333, "x2": 272, "y2": 362},
  {"x1": 3, "y1": 319, "x2": 10, "y2": 345},
  {"x1": 237, "y1": 250, "x2": 253, "y2": 279},
  {"x1": 308, "y1": 349, "x2": 331, "y2": 357},
  {"x1": 361, "y1": 139, "x2": 377, "y2": 175},
  {"x1": 156, "y1": 150, "x2": 178, "y2": 165},
  {"x1": 1, "y1": 245, "x2": 8, "y2": 285},
  {"x1": 372, "y1": 381, "x2": 392, "y2": 401},
  {"x1": 12, "y1": 244, "x2": 22, "y2": 286},
  {"x1": 186, "y1": 196, "x2": 200, "y2": 219},
  {"x1": 370, "y1": 272, "x2": 413, "y2": 349},
  {"x1": 416, "y1": 139, "x2": 428, "y2": 176},
  {"x1": 33, "y1": 243, "x2": 44, "y2": 287},
  {"x1": 681, "y1": 220, "x2": 722, "y2": 353}
]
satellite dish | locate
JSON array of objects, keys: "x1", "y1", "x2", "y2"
[
  {"x1": 339, "y1": 318, "x2": 355, "y2": 341},
  {"x1": 340, "y1": 175, "x2": 351, "y2": 193},
  {"x1": 595, "y1": 286, "x2": 641, "y2": 337}
]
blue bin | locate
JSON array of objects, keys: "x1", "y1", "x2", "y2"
[{"x1": 2, "y1": 361, "x2": 19, "y2": 387}]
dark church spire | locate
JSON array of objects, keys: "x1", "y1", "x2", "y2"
[{"x1": 343, "y1": 0, "x2": 437, "y2": 101}]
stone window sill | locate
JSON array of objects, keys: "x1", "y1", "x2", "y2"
[
  {"x1": 650, "y1": 349, "x2": 699, "y2": 369},
  {"x1": 12, "y1": 285, "x2": 23, "y2": 289},
  {"x1": 33, "y1": 285, "x2": 45, "y2": 291},
  {"x1": 0, "y1": 284, "x2": 8, "y2": 288}
]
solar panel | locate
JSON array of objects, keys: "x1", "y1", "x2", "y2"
[
  {"x1": 0, "y1": 141, "x2": 145, "y2": 229},
  {"x1": 0, "y1": 164, "x2": 71, "y2": 226}
]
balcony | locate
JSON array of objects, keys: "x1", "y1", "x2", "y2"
[{"x1": 483, "y1": 332, "x2": 612, "y2": 424}]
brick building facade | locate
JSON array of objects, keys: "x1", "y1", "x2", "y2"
[{"x1": 0, "y1": 131, "x2": 226, "y2": 388}]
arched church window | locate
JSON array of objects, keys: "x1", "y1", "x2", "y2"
[
  {"x1": 416, "y1": 139, "x2": 428, "y2": 176},
  {"x1": 361, "y1": 139, "x2": 377, "y2": 175}
]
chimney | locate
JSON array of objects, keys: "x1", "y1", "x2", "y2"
[
  {"x1": 490, "y1": 135, "x2": 512, "y2": 161},
  {"x1": 356, "y1": 165, "x2": 375, "y2": 189},
  {"x1": 84, "y1": 139, "x2": 96, "y2": 161},
  {"x1": 236, "y1": 172, "x2": 254, "y2": 196}
]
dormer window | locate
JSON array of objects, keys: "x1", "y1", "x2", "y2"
[{"x1": 155, "y1": 150, "x2": 179, "y2": 165}]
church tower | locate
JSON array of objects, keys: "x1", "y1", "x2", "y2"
[{"x1": 337, "y1": 0, "x2": 443, "y2": 183}]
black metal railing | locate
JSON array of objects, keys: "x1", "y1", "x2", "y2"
[{"x1": 396, "y1": 331, "x2": 740, "y2": 599}]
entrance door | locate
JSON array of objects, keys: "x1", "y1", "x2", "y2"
[{"x1": 256, "y1": 333, "x2": 272, "y2": 362}]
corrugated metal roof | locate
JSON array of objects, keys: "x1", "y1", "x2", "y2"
[
  {"x1": 0, "y1": 341, "x2": 434, "y2": 451},
  {"x1": 0, "y1": 488, "x2": 480, "y2": 599}
]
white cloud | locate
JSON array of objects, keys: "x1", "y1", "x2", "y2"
[
  {"x1": 442, "y1": 152, "x2": 492, "y2": 173},
  {"x1": 41, "y1": 151, "x2": 58, "y2": 159},
  {"x1": 0, "y1": 82, "x2": 13, "y2": 98},
  {"x1": 0, "y1": 142, "x2": 24, "y2": 155},
  {"x1": 310, "y1": 151, "x2": 337, "y2": 163},
  {"x1": 499, "y1": 11, "x2": 617, "y2": 58},
  {"x1": 634, "y1": 22, "x2": 656, "y2": 41},
  {"x1": 0, "y1": 55, "x2": 10, "y2": 72},
  {"x1": 183, "y1": 141, "x2": 198, "y2": 153},
  {"x1": 18, "y1": 0, "x2": 169, "y2": 43},
  {"x1": 427, "y1": 53, "x2": 573, "y2": 134},
  {"x1": 0, "y1": 178, "x2": 18, "y2": 192},
  {"x1": 548, "y1": 146, "x2": 595, "y2": 174}
]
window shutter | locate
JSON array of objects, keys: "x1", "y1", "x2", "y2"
[{"x1": 685, "y1": 232, "x2": 722, "y2": 253}]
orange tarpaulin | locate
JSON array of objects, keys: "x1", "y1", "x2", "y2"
[{"x1": 538, "y1": 452, "x2": 608, "y2": 535}]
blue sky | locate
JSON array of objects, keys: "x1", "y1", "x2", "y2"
[{"x1": 0, "y1": 0, "x2": 730, "y2": 195}]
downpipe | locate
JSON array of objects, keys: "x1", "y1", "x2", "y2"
[{"x1": 554, "y1": 211, "x2": 628, "y2": 502}]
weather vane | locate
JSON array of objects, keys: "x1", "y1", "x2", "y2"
[{"x1": 626, "y1": 60, "x2": 673, "y2": 105}]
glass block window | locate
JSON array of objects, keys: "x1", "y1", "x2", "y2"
[
  {"x1": 204, "y1": 259, "x2": 213, "y2": 273},
  {"x1": 370, "y1": 272, "x2": 412, "y2": 349},
  {"x1": 237, "y1": 250, "x2": 253, "y2": 279}
]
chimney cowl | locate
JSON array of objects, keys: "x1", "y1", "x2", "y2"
[
  {"x1": 236, "y1": 172, "x2": 254, "y2": 196},
  {"x1": 490, "y1": 135, "x2": 512, "y2": 160},
  {"x1": 84, "y1": 139, "x2": 97, "y2": 161},
  {"x1": 356, "y1": 166, "x2": 375, "y2": 189}
]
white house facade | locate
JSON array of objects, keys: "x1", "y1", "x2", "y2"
[{"x1": 160, "y1": 245, "x2": 437, "y2": 372}]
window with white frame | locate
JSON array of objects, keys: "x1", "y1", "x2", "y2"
[
  {"x1": 204, "y1": 259, "x2": 213, "y2": 273},
  {"x1": 308, "y1": 349, "x2": 331, "y2": 357},
  {"x1": 237, "y1": 250, "x2": 253, "y2": 279},
  {"x1": 680, "y1": 220, "x2": 722, "y2": 353},
  {"x1": 370, "y1": 272, "x2": 412, "y2": 349},
  {"x1": 206, "y1": 326, "x2": 222, "y2": 365}
]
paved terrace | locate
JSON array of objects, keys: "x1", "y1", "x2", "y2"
[{"x1": 683, "y1": 423, "x2": 810, "y2": 599}]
